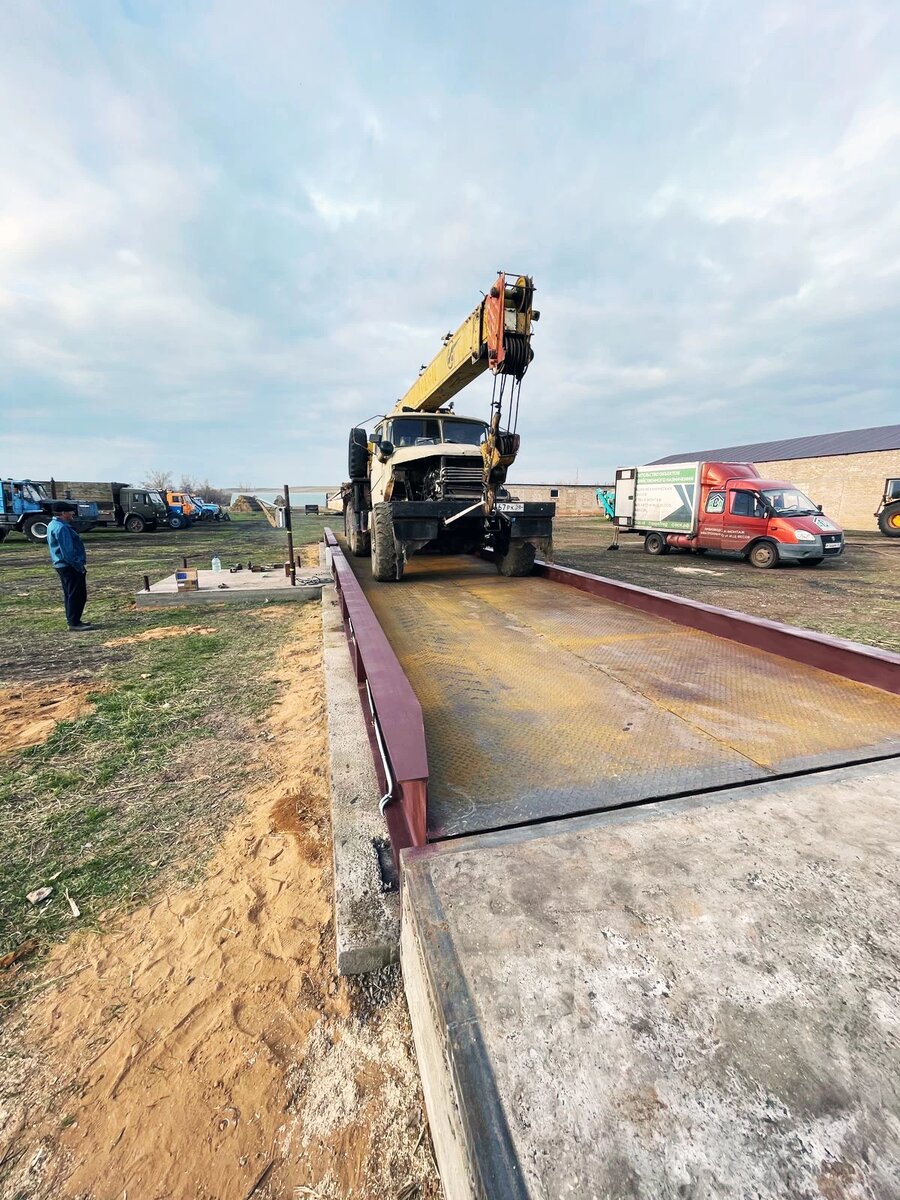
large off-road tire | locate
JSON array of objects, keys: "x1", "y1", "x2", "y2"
[
  {"x1": 643, "y1": 531, "x2": 670, "y2": 556},
  {"x1": 345, "y1": 500, "x2": 371, "y2": 557},
  {"x1": 124, "y1": 514, "x2": 146, "y2": 534},
  {"x1": 348, "y1": 428, "x2": 369, "y2": 480},
  {"x1": 748, "y1": 540, "x2": 779, "y2": 569},
  {"x1": 878, "y1": 501, "x2": 900, "y2": 538},
  {"x1": 371, "y1": 503, "x2": 402, "y2": 581},
  {"x1": 23, "y1": 516, "x2": 50, "y2": 543},
  {"x1": 496, "y1": 540, "x2": 536, "y2": 577},
  {"x1": 168, "y1": 514, "x2": 187, "y2": 530}
]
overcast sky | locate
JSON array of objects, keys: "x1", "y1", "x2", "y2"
[{"x1": 1, "y1": 0, "x2": 898, "y2": 487}]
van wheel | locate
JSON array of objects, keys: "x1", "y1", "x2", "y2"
[
  {"x1": 125, "y1": 514, "x2": 146, "y2": 534},
  {"x1": 643, "y1": 532, "x2": 670, "y2": 556},
  {"x1": 749, "y1": 540, "x2": 778, "y2": 569},
  {"x1": 24, "y1": 516, "x2": 50, "y2": 542},
  {"x1": 371, "y1": 503, "x2": 402, "y2": 581}
]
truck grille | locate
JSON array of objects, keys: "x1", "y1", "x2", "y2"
[{"x1": 440, "y1": 460, "x2": 484, "y2": 499}]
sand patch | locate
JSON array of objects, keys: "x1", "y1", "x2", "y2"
[
  {"x1": 1, "y1": 603, "x2": 439, "y2": 1200},
  {"x1": 0, "y1": 683, "x2": 102, "y2": 756},
  {"x1": 102, "y1": 624, "x2": 217, "y2": 647}
]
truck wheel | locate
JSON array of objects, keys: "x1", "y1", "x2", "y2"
[
  {"x1": 348, "y1": 428, "x2": 369, "y2": 481},
  {"x1": 125, "y1": 515, "x2": 146, "y2": 534},
  {"x1": 371, "y1": 503, "x2": 402, "y2": 581},
  {"x1": 496, "y1": 540, "x2": 536, "y2": 577},
  {"x1": 878, "y1": 501, "x2": 900, "y2": 537},
  {"x1": 643, "y1": 532, "x2": 670, "y2": 556},
  {"x1": 168, "y1": 514, "x2": 186, "y2": 530},
  {"x1": 749, "y1": 540, "x2": 779, "y2": 569},
  {"x1": 345, "y1": 501, "x2": 371, "y2": 557},
  {"x1": 23, "y1": 516, "x2": 50, "y2": 543}
]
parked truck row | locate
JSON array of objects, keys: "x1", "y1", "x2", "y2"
[{"x1": 0, "y1": 479, "x2": 231, "y2": 541}]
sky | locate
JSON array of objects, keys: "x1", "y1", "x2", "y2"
[{"x1": 1, "y1": 0, "x2": 898, "y2": 488}]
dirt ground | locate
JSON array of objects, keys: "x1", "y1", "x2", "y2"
[
  {"x1": 0, "y1": 684, "x2": 104, "y2": 758},
  {"x1": 551, "y1": 521, "x2": 899, "y2": 653},
  {"x1": 0, "y1": 603, "x2": 440, "y2": 1200}
]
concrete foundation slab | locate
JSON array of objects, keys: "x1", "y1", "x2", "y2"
[
  {"x1": 135, "y1": 568, "x2": 326, "y2": 608},
  {"x1": 401, "y1": 759, "x2": 900, "y2": 1199},
  {"x1": 322, "y1": 585, "x2": 399, "y2": 974}
]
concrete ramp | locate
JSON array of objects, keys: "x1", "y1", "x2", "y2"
[{"x1": 401, "y1": 760, "x2": 900, "y2": 1200}]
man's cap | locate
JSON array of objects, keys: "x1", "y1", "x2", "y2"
[{"x1": 51, "y1": 500, "x2": 78, "y2": 513}]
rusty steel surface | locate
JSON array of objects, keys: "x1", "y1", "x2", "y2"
[
  {"x1": 347, "y1": 552, "x2": 900, "y2": 840},
  {"x1": 536, "y1": 560, "x2": 900, "y2": 696},
  {"x1": 325, "y1": 530, "x2": 429, "y2": 852}
]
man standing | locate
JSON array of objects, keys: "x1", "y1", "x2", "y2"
[{"x1": 47, "y1": 501, "x2": 93, "y2": 631}]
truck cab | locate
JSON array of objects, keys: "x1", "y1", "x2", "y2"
[
  {"x1": 117, "y1": 488, "x2": 168, "y2": 533},
  {"x1": 696, "y1": 463, "x2": 843, "y2": 567},
  {"x1": 165, "y1": 491, "x2": 202, "y2": 529},
  {"x1": 0, "y1": 479, "x2": 98, "y2": 543}
]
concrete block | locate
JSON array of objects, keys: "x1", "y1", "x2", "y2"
[
  {"x1": 322, "y1": 585, "x2": 399, "y2": 974},
  {"x1": 402, "y1": 760, "x2": 900, "y2": 1199}
]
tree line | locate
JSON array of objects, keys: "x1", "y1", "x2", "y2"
[{"x1": 140, "y1": 471, "x2": 232, "y2": 508}]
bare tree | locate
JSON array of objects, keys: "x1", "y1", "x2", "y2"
[{"x1": 142, "y1": 469, "x2": 173, "y2": 491}]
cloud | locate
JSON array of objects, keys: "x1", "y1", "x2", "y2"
[{"x1": 0, "y1": 0, "x2": 898, "y2": 487}]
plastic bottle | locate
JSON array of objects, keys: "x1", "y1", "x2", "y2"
[{"x1": 211, "y1": 556, "x2": 221, "y2": 573}]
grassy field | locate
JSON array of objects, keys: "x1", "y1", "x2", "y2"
[
  {"x1": 0, "y1": 512, "x2": 327, "y2": 992},
  {"x1": 552, "y1": 518, "x2": 900, "y2": 653}
]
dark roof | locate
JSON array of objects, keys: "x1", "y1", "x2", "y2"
[{"x1": 650, "y1": 424, "x2": 900, "y2": 466}]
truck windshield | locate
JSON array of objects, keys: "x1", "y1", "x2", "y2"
[
  {"x1": 442, "y1": 421, "x2": 486, "y2": 446},
  {"x1": 391, "y1": 418, "x2": 442, "y2": 447},
  {"x1": 23, "y1": 484, "x2": 44, "y2": 503},
  {"x1": 389, "y1": 418, "x2": 486, "y2": 447},
  {"x1": 761, "y1": 488, "x2": 819, "y2": 516},
  {"x1": 149, "y1": 492, "x2": 164, "y2": 506}
]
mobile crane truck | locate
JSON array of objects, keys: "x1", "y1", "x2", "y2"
[{"x1": 343, "y1": 272, "x2": 554, "y2": 580}]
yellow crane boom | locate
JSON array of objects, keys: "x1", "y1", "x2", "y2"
[{"x1": 392, "y1": 273, "x2": 536, "y2": 415}]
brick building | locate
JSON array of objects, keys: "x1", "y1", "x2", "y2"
[
  {"x1": 506, "y1": 483, "x2": 606, "y2": 515},
  {"x1": 651, "y1": 424, "x2": 900, "y2": 531}
]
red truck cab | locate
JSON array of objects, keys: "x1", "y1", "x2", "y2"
[{"x1": 686, "y1": 462, "x2": 844, "y2": 567}]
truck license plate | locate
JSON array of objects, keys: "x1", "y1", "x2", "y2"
[{"x1": 496, "y1": 502, "x2": 524, "y2": 513}]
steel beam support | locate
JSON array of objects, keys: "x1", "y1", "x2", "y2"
[{"x1": 324, "y1": 529, "x2": 429, "y2": 856}]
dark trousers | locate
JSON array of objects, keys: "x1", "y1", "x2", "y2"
[{"x1": 56, "y1": 566, "x2": 87, "y2": 627}]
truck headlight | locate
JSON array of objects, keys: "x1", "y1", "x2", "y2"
[{"x1": 795, "y1": 530, "x2": 817, "y2": 542}]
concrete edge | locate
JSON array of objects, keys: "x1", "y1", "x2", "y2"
[
  {"x1": 400, "y1": 861, "x2": 530, "y2": 1200},
  {"x1": 403, "y1": 756, "x2": 900, "y2": 865},
  {"x1": 135, "y1": 585, "x2": 322, "y2": 607},
  {"x1": 321, "y1": 583, "x2": 400, "y2": 974}
]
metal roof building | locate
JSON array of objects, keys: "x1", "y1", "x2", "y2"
[
  {"x1": 650, "y1": 424, "x2": 900, "y2": 466},
  {"x1": 650, "y1": 424, "x2": 900, "y2": 531}
]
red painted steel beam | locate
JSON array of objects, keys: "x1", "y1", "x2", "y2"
[
  {"x1": 535, "y1": 560, "x2": 900, "y2": 697},
  {"x1": 324, "y1": 530, "x2": 429, "y2": 854}
]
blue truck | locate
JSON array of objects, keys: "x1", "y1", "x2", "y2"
[{"x1": 0, "y1": 479, "x2": 99, "y2": 543}]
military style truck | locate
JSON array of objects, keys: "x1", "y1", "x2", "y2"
[{"x1": 344, "y1": 272, "x2": 554, "y2": 581}]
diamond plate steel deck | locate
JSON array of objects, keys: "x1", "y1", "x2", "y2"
[{"x1": 349, "y1": 554, "x2": 900, "y2": 840}]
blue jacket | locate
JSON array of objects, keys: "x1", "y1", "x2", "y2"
[{"x1": 47, "y1": 517, "x2": 87, "y2": 571}]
